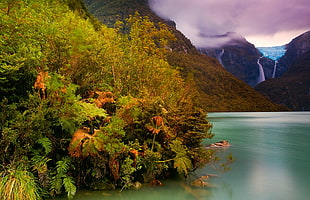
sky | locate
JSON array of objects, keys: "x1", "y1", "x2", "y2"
[{"x1": 148, "y1": 0, "x2": 310, "y2": 48}]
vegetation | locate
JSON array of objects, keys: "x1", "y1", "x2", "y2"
[
  {"x1": 0, "y1": 0, "x2": 232, "y2": 199},
  {"x1": 84, "y1": 0, "x2": 283, "y2": 112}
]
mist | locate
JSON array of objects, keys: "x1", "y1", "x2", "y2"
[{"x1": 148, "y1": 0, "x2": 310, "y2": 47}]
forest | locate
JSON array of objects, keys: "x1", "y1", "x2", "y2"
[{"x1": 0, "y1": 0, "x2": 232, "y2": 199}]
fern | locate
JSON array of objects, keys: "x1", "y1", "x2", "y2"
[
  {"x1": 63, "y1": 176, "x2": 76, "y2": 199},
  {"x1": 82, "y1": 139, "x2": 99, "y2": 156},
  {"x1": 170, "y1": 140, "x2": 192, "y2": 176},
  {"x1": 37, "y1": 137, "x2": 52, "y2": 155},
  {"x1": 50, "y1": 157, "x2": 77, "y2": 199},
  {"x1": 79, "y1": 101, "x2": 107, "y2": 119},
  {"x1": 50, "y1": 174, "x2": 63, "y2": 195},
  {"x1": 56, "y1": 157, "x2": 71, "y2": 175},
  {"x1": 31, "y1": 155, "x2": 51, "y2": 174},
  {"x1": 173, "y1": 155, "x2": 192, "y2": 175}
]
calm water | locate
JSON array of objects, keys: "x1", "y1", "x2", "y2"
[{"x1": 62, "y1": 112, "x2": 310, "y2": 200}]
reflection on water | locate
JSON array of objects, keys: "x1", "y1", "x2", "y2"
[{"x1": 57, "y1": 112, "x2": 310, "y2": 200}]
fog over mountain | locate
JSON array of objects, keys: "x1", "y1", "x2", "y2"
[{"x1": 149, "y1": 0, "x2": 310, "y2": 47}]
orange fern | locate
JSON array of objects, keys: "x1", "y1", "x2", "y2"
[{"x1": 68, "y1": 127, "x2": 92, "y2": 157}]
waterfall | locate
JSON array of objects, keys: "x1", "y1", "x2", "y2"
[
  {"x1": 257, "y1": 57, "x2": 265, "y2": 84},
  {"x1": 216, "y1": 48, "x2": 225, "y2": 66},
  {"x1": 272, "y1": 60, "x2": 278, "y2": 78}
]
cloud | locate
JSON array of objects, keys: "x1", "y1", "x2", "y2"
[{"x1": 149, "y1": 0, "x2": 310, "y2": 47}]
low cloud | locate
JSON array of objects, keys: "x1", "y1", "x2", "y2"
[{"x1": 149, "y1": 0, "x2": 310, "y2": 47}]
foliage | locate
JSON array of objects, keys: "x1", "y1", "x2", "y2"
[
  {"x1": 170, "y1": 140, "x2": 192, "y2": 175},
  {"x1": 120, "y1": 156, "x2": 139, "y2": 191},
  {"x1": 0, "y1": 166, "x2": 40, "y2": 200},
  {"x1": 0, "y1": 0, "x2": 230, "y2": 199},
  {"x1": 50, "y1": 157, "x2": 76, "y2": 199}
]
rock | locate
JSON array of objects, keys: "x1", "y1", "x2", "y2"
[
  {"x1": 199, "y1": 174, "x2": 219, "y2": 180},
  {"x1": 207, "y1": 140, "x2": 231, "y2": 148},
  {"x1": 150, "y1": 179, "x2": 164, "y2": 186},
  {"x1": 133, "y1": 181, "x2": 142, "y2": 189},
  {"x1": 190, "y1": 178, "x2": 217, "y2": 188}
]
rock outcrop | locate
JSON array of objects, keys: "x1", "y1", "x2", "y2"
[
  {"x1": 277, "y1": 30, "x2": 310, "y2": 76},
  {"x1": 190, "y1": 174, "x2": 219, "y2": 188},
  {"x1": 206, "y1": 140, "x2": 231, "y2": 148}
]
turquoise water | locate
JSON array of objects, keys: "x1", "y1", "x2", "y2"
[{"x1": 60, "y1": 112, "x2": 310, "y2": 200}]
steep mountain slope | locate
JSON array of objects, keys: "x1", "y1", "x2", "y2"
[
  {"x1": 255, "y1": 32, "x2": 310, "y2": 110},
  {"x1": 199, "y1": 33, "x2": 276, "y2": 87},
  {"x1": 277, "y1": 31, "x2": 310, "y2": 75},
  {"x1": 82, "y1": 0, "x2": 283, "y2": 111}
]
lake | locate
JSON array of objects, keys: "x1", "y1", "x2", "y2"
[{"x1": 60, "y1": 112, "x2": 310, "y2": 200}]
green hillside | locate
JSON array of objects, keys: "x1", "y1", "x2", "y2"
[{"x1": 83, "y1": 0, "x2": 282, "y2": 112}]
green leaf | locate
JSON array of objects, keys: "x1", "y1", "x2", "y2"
[
  {"x1": 63, "y1": 176, "x2": 76, "y2": 199},
  {"x1": 173, "y1": 155, "x2": 192, "y2": 175},
  {"x1": 170, "y1": 140, "x2": 192, "y2": 175},
  {"x1": 37, "y1": 137, "x2": 52, "y2": 155},
  {"x1": 79, "y1": 101, "x2": 107, "y2": 119}
]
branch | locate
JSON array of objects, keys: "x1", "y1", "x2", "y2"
[{"x1": 155, "y1": 158, "x2": 174, "y2": 163}]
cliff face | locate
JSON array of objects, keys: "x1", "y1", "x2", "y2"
[
  {"x1": 255, "y1": 51, "x2": 310, "y2": 110},
  {"x1": 255, "y1": 31, "x2": 310, "y2": 110},
  {"x1": 278, "y1": 31, "x2": 310, "y2": 75},
  {"x1": 199, "y1": 34, "x2": 275, "y2": 87}
]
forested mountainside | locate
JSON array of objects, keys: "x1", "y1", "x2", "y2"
[{"x1": 83, "y1": 0, "x2": 282, "y2": 112}]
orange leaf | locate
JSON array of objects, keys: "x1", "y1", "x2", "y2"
[{"x1": 152, "y1": 116, "x2": 164, "y2": 127}]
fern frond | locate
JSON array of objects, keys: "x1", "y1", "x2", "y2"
[
  {"x1": 31, "y1": 155, "x2": 51, "y2": 174},
  {"x1": 173, "y1": 155, "x2": 192, "y2": 175},
  {"x1": 82, "y1": 139, "x2": 98, "y2": 156},
  {"x1": 79, "y1": 101, "x2": 107, "y2": 119},
  {"x1": 50, "y1": 157, "x2": 76, "y2": 198},
  {"x1": 63, "y1": 176, "x2": 76, "y2": 199},
  {"x1": 37, "y1": 137, "x2": 52, "y2": 155},
  {"x1": 50, "y1": 174, "x2": 62, "y2": 195},
  {"x1": 56, "y1": 157, "x2": 71, "y2": 176},
  {"x1": 170, "y1": 140, "x2": 193, "y2": 176}
]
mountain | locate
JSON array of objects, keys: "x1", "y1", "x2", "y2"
[
  {"x1": 255, "y1": 31, "x2": 310, "y2": 110},
  {"x1": 83, "y1": 0, "x2": 197, "y2": 54},
  {"x1": 82, "y1": 0, "x2": 283, "y2": 111},
  {"x1": 199, "y1": 33, "x2": 276, "y2": 87},
  {"x1": 277, "y1": 31, "x2": 310, "y2": 75}
]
